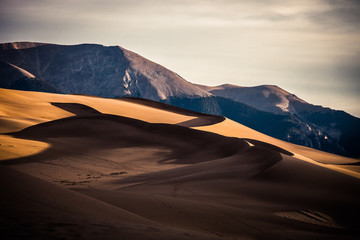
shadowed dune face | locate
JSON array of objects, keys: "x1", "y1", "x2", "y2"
[
  {"x1": 8, "y1": 111, "x2": 283, "y2": 173},
  {"x1": 3, "y1": 103, "x2": 289, "y2": 189},
  {"x1": 8, "y1": 102, "x2": 249, "y2": 167},
  {"x1": 0, "y1": 166, "x2": 224, "y2": 240}
]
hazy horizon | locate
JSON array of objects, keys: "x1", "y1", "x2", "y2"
[{"x1": 1, "y1": 0, "x2": 359, "y2": 117}]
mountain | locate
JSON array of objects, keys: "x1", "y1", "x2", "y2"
[
  {"x1": 0, "y1": 42, "x2": 210, "y2": 100},
  {"x1": 196, "y1": 84, "x2": 360, "y2": 157}
]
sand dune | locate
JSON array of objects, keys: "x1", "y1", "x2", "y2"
[
  {"x1": 0, "y1": 166, "x2": 224, "y2": 240},
  {"x1": 0, "y1": 88, "x2": 359, "y2": 239}
]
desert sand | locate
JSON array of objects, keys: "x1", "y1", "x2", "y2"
[{"x1": 0, "y1": 88, "x2": 359, "y2": 239}]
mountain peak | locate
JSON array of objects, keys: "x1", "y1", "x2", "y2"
[{"x1": 196, "y1": 83, "x2": 307, "y2": 114}]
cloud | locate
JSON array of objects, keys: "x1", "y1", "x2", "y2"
[{"x1": 306, "y1": 0, "x2": 360, "y2": 32}]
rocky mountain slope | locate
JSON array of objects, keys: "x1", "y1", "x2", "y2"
[{"x1": 0, "y1": 42, "x2": 210, "y2": 100}]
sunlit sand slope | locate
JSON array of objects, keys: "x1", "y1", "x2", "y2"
[{"x1": 0, "y1": 88, "x2": 203, "y2": 133}]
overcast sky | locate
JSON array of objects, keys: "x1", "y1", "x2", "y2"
[{"x1": 1, "y1": 0, "x2": 360, "y2": 117}]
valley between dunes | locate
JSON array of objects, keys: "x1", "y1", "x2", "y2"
[{"x1": 0, "y1": 88, "x2": 359, "y2": 240}]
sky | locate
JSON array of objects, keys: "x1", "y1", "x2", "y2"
[{"x1": 1, "y1": 0, "x2": 360, "y2": 117}]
